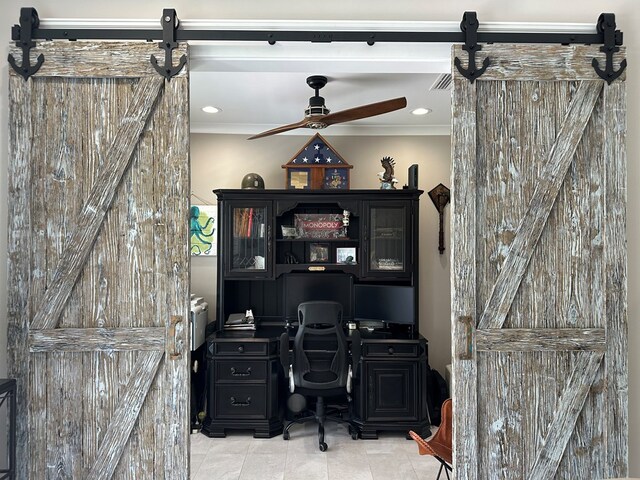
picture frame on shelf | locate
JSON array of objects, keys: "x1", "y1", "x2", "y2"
[
  {"x1": 336, "y1": 247, "x2": 357, "y2": 265},
  {"x1": 308, "y1": 243, "x2": 330, "y2": 263}
]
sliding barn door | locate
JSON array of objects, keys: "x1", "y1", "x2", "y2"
[
  {"x1": 7, "y1": 41, "x2": 190, "y2": 479},
  {"x1": 451, "y1": 44, "x2": 627, "y2": 479}
]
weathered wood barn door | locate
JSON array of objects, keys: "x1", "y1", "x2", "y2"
[
  {"x1": 7, "y1": 41, "x2": 190, "y2": 479},
  {"x1": 451, "y1": 44, "x2": 627, "y2": 479}
]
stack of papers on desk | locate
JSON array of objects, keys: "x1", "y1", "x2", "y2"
[{"x1": 224, "y1": 312, "x2": 256, "y2": 331}]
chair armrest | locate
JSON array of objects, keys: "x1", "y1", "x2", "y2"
[
  {"x1": 350, "y1": 330, "x2": 361, "y2": 377},
  {"x1": 279, "y1": 332, "x2": 290, "y2": 377}
]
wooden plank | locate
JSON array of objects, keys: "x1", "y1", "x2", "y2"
[
  {"x1": 476, "y1": 328, "x2": 605, "y2": 352},
  {"x1": 450, "y1": 70, "x2": 478, "y2": 480},
  {"x1": 159, "y1": 74, "x2": 191, "y2": 480},
  {"x1": 87, "y1": 351, "x2": 164, "y2": 480},
  {"x1": 479, "y1": 81, "x2": 603, "y2": 330},
  {"x1": 454, "y1": 44, "x2": 626, "y2": 82},
  {"x1": 8, "y1": 41, "x2": 188, "y2": 79},
  {"x1": 30, "y1": 76, "x2": 163, "y2": 331},
  {"x1": 29, "y1": 328, "x2": 165, "y2": 352},
  {"x1": 528, "y1": 351, "x2": 604, "y2": 479},
  {"x1": 557, "y1": 81, "x2": 607, "y2": 478},
  {"x1": 81, "y1": 78, "x2": 126, "y2": 477},
  {"x1": 603, "y1": 80, "x2": 628, "y2": 478},
  {"x1": 6, "y1": 73, "x2": 33, "y2": 480}
]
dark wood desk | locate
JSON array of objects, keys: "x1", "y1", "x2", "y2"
[
  {"x1": 201, "y1": 326, "x2": 431, "y2": 439},
  {"x1": 0, "y1": 379, "x2": 16, "y2": 480}
]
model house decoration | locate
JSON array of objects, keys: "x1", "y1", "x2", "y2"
[{"x1": 282, "y1": 133, "x2": 352, "y2": 189}]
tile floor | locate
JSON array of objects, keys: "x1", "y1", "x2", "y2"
[{"x1": 190, "y1": 423, "x2": 442, "y2": 480}]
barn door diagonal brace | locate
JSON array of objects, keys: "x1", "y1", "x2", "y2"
[
  {"x1": 150, "y1": 9, "x2": 187, "y2": 80},
  {"x1": 7, "y1": 7, "x2": 44, "y2": 80},
  {"x1": 454, "y1": 12, "x2": 490, "y2": 83},
  {"x1": 592, "y1": 13, "x2": 627, "y2": 85}
]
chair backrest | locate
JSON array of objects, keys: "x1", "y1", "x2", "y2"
[
  {"x1": 292, "y1": 301, "x2": 349, "y2": 391},
  {"x1": 429, "y1": 398, "x2": 452, "y2": 464}
]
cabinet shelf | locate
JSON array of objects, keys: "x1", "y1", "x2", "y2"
[
  {"x1": 276, "y1": 238, "x2": 357, "y2": 243},
  {"x1": 275, "y1": 263, "x2": 359, "y2": 277}
]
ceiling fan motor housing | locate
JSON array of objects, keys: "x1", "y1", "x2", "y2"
[
  {"x1": 305, "y1": 95, "x2": 330, "y2": 117},
  {"x1": 305, "y1": 75, "x2": 330, "y2": 118}
]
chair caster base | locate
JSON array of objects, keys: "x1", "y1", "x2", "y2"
[
  {"x1": 319, "y1": 442, "x2": 328, "y2": 452},
  {"x1": 283, "y1": 431, "x2": 290, "y2": 440}
]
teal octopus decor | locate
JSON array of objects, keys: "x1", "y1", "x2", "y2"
[{"x1": 190, "y1": 205, "x2": 217, "y2": 256}]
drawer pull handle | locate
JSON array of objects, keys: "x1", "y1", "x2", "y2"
[
  {"x1": 388, "y1": 347, "x2": 395, "y2": 355},
  {"x1": 230, "y1": 367, "x2": 252, "y2": 377},
  {"x1": 230, "y1": 396, "x2": 251, "y2": 407},
  {"x1": 237, "y1": 345, "x2": 245, "y2": 353}
]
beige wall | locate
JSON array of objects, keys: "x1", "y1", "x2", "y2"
[
  {"x1": 191, "y1": 133, "x2": 452, "y2": 374},
  {"x1": 1, "y1": 0, "x2": 638, "y2": 473}
]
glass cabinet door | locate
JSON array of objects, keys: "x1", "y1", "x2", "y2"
[
  {"x1": 226, "y1": 202, "x2": 271, "y2": 276},
  {"x1": 364, "y1": 202, "x2": 410, "y2": 277}
]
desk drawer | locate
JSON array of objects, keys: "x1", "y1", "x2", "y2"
[
  {"x1": 215, "y1": 385, "x2": 267, "y2": 419},
  {"x1": 214, "y1": 342, "x2": 268, "y2": 356},
  {"x1": 363, "y1": 343, "x2": 418, "y2": 357},
  {"x1": 215, "y1": 360, "x2": 267, "y2": 382}
]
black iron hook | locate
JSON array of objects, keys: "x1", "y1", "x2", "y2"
[
  {"x1": 8, "y1": 7, "x2": 44, "y2": 80},
  {"x1": 454, "y1": 11, "x2": 490, "y2": 83},
  {"x1": 592, "y1": 13, "x2": 627, "y2": 85},
  {"x1": 150, "y1": 9, "x2": 187, "y2": 80}
]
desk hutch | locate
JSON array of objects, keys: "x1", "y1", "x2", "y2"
[{"x1": 202, "y1": 189, "x2": 431, "y2": 440}]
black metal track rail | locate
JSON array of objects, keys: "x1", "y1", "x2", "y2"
[
  {"x1": 12, "y1": 27, "x2": 621, "y2": 46},
  {"x1": 9, "y1": 8, "x2": 625, "y2": 82}
]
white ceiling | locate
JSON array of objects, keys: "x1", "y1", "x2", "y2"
[{"x1": 189, "y1": 40, "x2": 454, "y2": 137}]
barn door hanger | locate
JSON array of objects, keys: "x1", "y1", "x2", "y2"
[
  {"x1": 454, "y1": 11, "x2": 490, "y2": 83},
  {"x1": 592, "y1": 13, "x2": 626, "y2": 85},
  {"x1": 7, "y1": 7, "x2": 44, "y2": 80},
  {"x1": 150, "y1": 9, "x2": 187, "y2": 80}
]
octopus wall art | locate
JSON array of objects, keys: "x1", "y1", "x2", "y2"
[{"x1": 190, "y1": 205, "x2": 217, "y2": 255}]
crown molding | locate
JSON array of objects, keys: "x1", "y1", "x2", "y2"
[{"x1": 190, "y1": 122, "x2": 451, "y2": 137}]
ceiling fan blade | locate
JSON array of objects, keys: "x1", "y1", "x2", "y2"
[
  {"x1": 321, "y1": 97, "x2": 407, "y2": 126},
  {"x1": 247, "y1": 119, "x2": 308, "y2": 140}
]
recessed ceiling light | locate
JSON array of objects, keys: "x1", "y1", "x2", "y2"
[
  {"x1": 411, "y1": 108, "x2": 432, "y2": 116},
  {"x1": 202, "y1": 106, "x2": 221, "y2": 114}
]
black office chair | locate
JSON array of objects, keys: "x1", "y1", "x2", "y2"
[{"x1": 279, "y1": 300, "x2": 361, "y2": 451}]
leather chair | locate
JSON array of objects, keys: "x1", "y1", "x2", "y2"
[
  {"x1": 279, "y1": 300, "x2": 361, "y2": 451},
  {"x1": 409, "y1": 398, "x2": 452, "y2": 480}
]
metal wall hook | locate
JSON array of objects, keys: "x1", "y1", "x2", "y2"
[
  {"x1": 454, "y1": 11, "x2": 490, "y2": 83},
  {"x1": 150, "y1": 9, "x2": 187, "y2": 80},
  {"x1": 592, "y1": 13, "x2": 627, "y2": 85},
  {"x1": 8, "y1": 7, "x2": 44, "y2": 80}
]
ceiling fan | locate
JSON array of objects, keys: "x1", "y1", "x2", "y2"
[{"x1": 247, "y1": 75, "x2": 407, "y2": 140}]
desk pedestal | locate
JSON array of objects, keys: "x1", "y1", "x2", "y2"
[
  {"x1": 354, "y1": 337, "x2": 431, "y2": 439},
  {"x1": 202, "y1": 334, "x2": 283, "y2": 438}
]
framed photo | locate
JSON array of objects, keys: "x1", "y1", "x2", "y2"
[
  {"x1": 287, "y1": 168, "x2": 311, "y2": 189},
  {"x1": 190, "y1": 204, "x2": 217, "y2": 256},
  {"x1": 323, "y1": 168, "x2": 350, "y2": 189},
  {"x1": 336, "y1": 247, "x2": 356, "y2": 264},
  {"x1": 308, "y1": 243, "x2": 330, "y2": 263}
]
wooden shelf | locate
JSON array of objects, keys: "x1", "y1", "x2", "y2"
[
  {"x1": 276, "y1": 238, "x2": 357, "y2": 243},
  {"x1": 275, "y1": 263, "x2": 359, "y2": 277}
]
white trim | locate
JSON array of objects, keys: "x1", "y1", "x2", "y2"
[
  {"x1": 190, "y1": 122, "x2": 451, "y2": 137},
  {"x1": 38, "y1": 18, "x2": 596, "y2": 34}
]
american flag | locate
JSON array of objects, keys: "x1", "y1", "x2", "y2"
[{"x1": 291, "y1": 139, "x2": 343, "y2": 165}]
